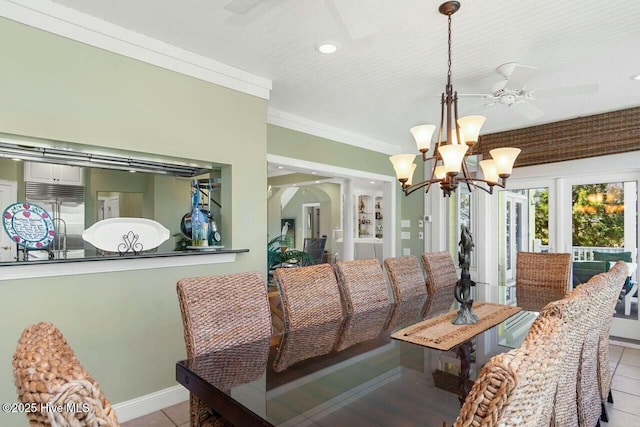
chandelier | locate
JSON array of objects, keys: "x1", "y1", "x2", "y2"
[{"x1": 389, "y1": 1, "x2": 521, "y2": 197}]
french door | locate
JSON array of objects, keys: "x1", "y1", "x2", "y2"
[
  {"x1": 488, "y1": 152, "x2": 640, "y2": 341},
  {"x1": 561, "y1": 173, "x2": 639, "y2": 340},
  {"x1": 498, "y1": 185, "x2": 552, "y2": 290}
]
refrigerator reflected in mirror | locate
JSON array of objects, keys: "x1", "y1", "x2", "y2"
[{"x1": 25, "y1": 182, "x2": 85, "y2": 260}]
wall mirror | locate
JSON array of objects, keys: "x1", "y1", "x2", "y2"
[
  {"x1": 0, "y1": 132, "x2": 227, "y2": 263},
  {"x1": 98, "y1": 192, "x2": 144, "y2": 220}
]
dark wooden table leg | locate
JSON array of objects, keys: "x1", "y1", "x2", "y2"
[{"x1": 455, "y1": 340, "x2": 473, "y2": 406}]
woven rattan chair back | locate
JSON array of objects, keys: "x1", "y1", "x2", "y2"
[
  {"x1": 455, "y1": 311, "x2": 567, "y2": 427},
  {"x1": 177, "y1": 272, "x2": 271, "y2": 427},
  {"x1": 191, "y1": 338, "x2": 270, "y2": 393},
  {"x1": 421, "y1": 251, "x2": 458, "y2": 294},
  {"x1": 384, "y1": 256, "x2": 428, "y2": 302},
  {"x1": 540, "y1": 285, "x2": 593, "y2": 427},
  {"x1": 273, "y1": 319, "x2": 342, "y2": 372},
  {"x1": 12, "y1": 322, "x2": 119, "y2": 427},
  {"x1": 598, "y1": 261, "x2": 629, "y2": 408},
  {"x1": 384, "y1": 295, "x2": 429, "y2": 331},
  {"x1": 422, "y1": 289, "x2": 455, "y2": 319},
  {"x1": 334, "y1": 258, "x2": 391, "y2": 314},
  {"x1": 274, "y1": 263, "x2": 344, "y2": 330},
  {"x1": 571, "y1": 262, "x2": 628, "y2": 426},
  {"x1": 515, "y1": 252, "x2": 572, "y2": 312},
  {"x1": 570, "y1": 272, "x2": 614, "y2": 426},
  {"x1": 335, "y1": 305, "x2": 392, "y2": 351}
]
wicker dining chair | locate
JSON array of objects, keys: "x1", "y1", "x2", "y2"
[
  {"x1": 177, "y1": 272, "x2": 272, "y2": 427},
  {"x1": 455, "y1": 309, "x2": 567, "y2": 427},
  {"x1": 420, "y1": 252, "x2": 456, "y2": 315},
  {"x1": 421, "y1": 251, "x2": 458, "y2": 295},
  {"x1": 334, "y1": 258, "x2": 391, "y2": 314},
  {"x1": 598, "y1": 261, "x2": 630, "y2": 419},
  {"x1": 573, "y1": 261, "x2": 628, "y2": 424},
  {"x1": 384, "y1": 295, "x2": 429, "y2": 331},
  {"x1": 335, "y1": 305, "x2": 392, "y2": 351},
  {"x1": 12, "y1": 322, "x2": 120, "y2": 427},
  {"x1": 274, "y1": 263, "x2": 344, "y2": 330},
  {"x1": 515, "y1": 252, "x2": 572, "y2": 312},
  {"x1": 542, "y1": 282, "x2": 594, "y2": 427},
  {"x1": 384, "y1": 256, "x2": 428, "y2": 302},
  {"x1": 273, "y1": 319, "x2": 342, "y2": 372},
  {"x1": 189, "y1": 338, "x2": 270, "y2": 394},
  {"x1": 569, "y1": 269, "x2": 621, "y2": 427}
]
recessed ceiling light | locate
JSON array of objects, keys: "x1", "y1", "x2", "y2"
[
  {"x1": 311, "y1": 171, "x2": 317, "y2": 175},
  {"x1": 370, "y1": 181, "x2": 376, "y2": 184},
  {"x1": 316, "y1": 42, "x2": 339, "y2": 54},
  {"x1": 315, "y1": 181, "x2": 320, "y2": 184},
  {"x1": 277, "y1": 166, "x2": 284, "y2": 169},
  {"x1": 632, "y1": 73, "x2": 640, "y2": 81},
  {"x1": 11, "y1": 158, "x2": 21, "y2": 162}
]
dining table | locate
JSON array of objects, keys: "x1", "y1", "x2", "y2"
[{"x1": 175, "y1": 282, "x2": 536, "y2": 427}]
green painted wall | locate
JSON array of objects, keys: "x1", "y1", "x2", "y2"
[
  {"x1": 267, "y1": 125, "x2": 392, "y2": 174},
  {"x1": 0, "y1": 17, "x2": 266, "y2": 426},
  {"x1": 0, "y1": 158, "x2": 19, "y2": 182},
  {"x1": 399, "y1": 160, "x2": 426, "y2": 258}
]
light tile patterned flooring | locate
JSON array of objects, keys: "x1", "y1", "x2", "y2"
[{"x1": 122, "y1": 345, "x2": 640, "y2": 427}]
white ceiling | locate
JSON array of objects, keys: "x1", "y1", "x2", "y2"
[{"x1": 45, "y1": 0, "x2": 640, "y2": 153}]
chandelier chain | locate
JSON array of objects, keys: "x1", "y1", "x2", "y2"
[{"x1": 447, "y1": 14, "x2": 452, "y2": 82}]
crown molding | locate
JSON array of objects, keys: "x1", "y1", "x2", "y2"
[
  {"x1": 267, "y1": 109, "x2": 401, "y2": 156},
  {"x1": 0, "y1": 0, "x2": 272, "y2": 99}
]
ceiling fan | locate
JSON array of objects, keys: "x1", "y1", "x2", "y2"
[
  {"x1": 460, "y1": 62, "x2": 598, "y2": 120},
  {"x1": 224, "y1": 0, "x2": 377, "y2": 40}
]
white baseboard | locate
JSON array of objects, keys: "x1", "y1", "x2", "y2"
[{"x1": 112, "y1": 385, "x2": 188, "y2": 422}]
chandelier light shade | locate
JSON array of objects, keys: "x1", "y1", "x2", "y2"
[
  {"x1": 410, "y1": 125, "x2": 436, "y2": 153},
  {"x1": 390, "y1": 1, "x2": 521, "y2": 197},
  {"x1": 389, "y1": 154, "x2": 416, "y2": 181}
]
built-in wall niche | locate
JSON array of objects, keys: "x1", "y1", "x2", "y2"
[
  {"x1": 0, "y1": 132, "x2": 228, "y2": 262},
  {"x1": 355, "y1": 193, "x2": 383, "y2": 239}
]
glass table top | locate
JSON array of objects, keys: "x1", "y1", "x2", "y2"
[{"x1": 176, "y1": 283, "x2": 536, "y2": 427}]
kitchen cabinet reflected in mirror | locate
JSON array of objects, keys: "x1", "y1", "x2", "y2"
[
  {"x1": 97, "y1": 192, "x2": 143, "y2": 220},
  {"x1": 0, "y1": 134, "x2": 227, "y2": 262}
]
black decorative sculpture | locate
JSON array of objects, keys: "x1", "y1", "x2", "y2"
[{"x1": 452, "y1": 224, "x2": 478, "y2": 324}]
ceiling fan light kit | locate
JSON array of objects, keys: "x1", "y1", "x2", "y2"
[
  {"x1": 458, "y1": 60, "x2": 598, "y2": 120},
  {"x1": 390, "y1": 1, "x2": 520, "y2": 197}
]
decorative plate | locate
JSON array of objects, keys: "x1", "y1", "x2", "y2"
[
  {"x1": 2, "y1": 202, "x2": 56, "y2": 249},
  {"x1": 82, "y1": 217, "x2": 170, "y2": 253}
]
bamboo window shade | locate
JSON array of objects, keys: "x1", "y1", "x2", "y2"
[{"x1": 476, "y1": 107, "x2": 640, "y2": 167}]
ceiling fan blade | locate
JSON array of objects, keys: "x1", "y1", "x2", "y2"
[
  {"x1": 512, "y1": 101, "x2": 545, "y2": 120},
  {"x1": 503, "y1": 64, "x2": 538, "y2": 91},
  {"x1": 224, "y1": 0, "x2": 264, "y2": 14},
  {"x1": 329, "y1": 0, "x2": 376, "y2": 40},
  {"x1": 532, "y1": 83, "x2": 599, "y2": 99}
]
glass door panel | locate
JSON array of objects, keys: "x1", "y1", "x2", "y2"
[
  {"x1": 499, "y1": 189, "x2": 547, "y2": 287},
  {"x1": 497, "y1": 187, "x2": 550, "y2": 348},
  {"x1": 571, "y1": 181, "x2": 638, "y2": 322}
]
